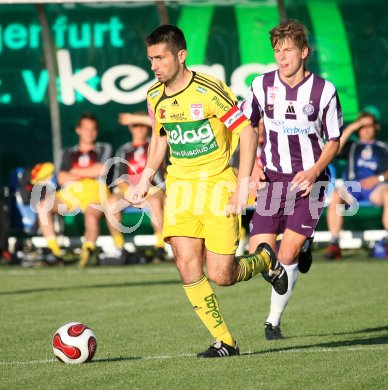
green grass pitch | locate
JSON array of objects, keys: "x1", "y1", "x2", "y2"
[{"x1": 0, "y1": 250, "x2": 387, "y2": 389}]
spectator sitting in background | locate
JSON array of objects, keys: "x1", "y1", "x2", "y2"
[
  {"x1": 105, "y1": 112, "x2": 166, "y2": 262},
  {"x1": 324, "y1": 111, "x2": 388, "y2": 259},
  {"x1": 37, "y1": 112, "x2": 112, "y2": 267}
]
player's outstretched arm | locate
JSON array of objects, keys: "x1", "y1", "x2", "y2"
[
  {"x1": 129, "y1": 134, "x2": 168, "y2": 205},
  {"x1": 228, "y1": 124, "x2": 258, "y2": 216}
]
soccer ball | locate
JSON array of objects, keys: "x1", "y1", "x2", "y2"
[{"x1": 52, "y1": 322, "x2": 97, "y2": 364}]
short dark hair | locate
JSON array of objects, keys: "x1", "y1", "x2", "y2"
[
  {"x1": 145, "y1": 24, "x2": 187, "y2": 55},
  {"x1": 269, "y1": 19, "x2": 312, "y2": 63},
  {"x1": 76, "y1": 112, "x2": 99, "y2": 130}
]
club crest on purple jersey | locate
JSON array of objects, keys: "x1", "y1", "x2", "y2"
[{"x1": 303, "y1": 103, "x2": 314, "y2": 115}]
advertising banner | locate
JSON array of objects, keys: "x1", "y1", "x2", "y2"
[{"x1": 0, "y1": 1, "x2": 386, "y2": 183}]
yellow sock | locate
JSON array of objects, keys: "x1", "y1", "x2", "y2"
[
  {"x1": 155, "y1": 233, "x2": 164, "y2": 248},
  {"x1": 47, "y1": 238, "x2": 61, "y2": 257},
  {"x1": 112, "y1": 232, "x2": 124, "y2": 249},
  {"x1": 82, "y1": 241, "x2": 95, "y2": 251},
  {"x1": 183, "y1": 275, "x2": 235, "y2": 347},
  {"x1": 236, "y1": 250, "x2": 271, "y2": 282}
]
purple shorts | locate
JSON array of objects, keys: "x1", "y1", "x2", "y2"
[{"x1": 250, "y1": 169, "x2": 330, "y2": 238}]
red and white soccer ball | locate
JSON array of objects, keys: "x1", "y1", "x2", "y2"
[{"x1": 52, "y1": 322, "x2": 97, "y2": 364}]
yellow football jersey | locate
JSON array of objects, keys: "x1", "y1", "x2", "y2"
[{"x1": 147, "y1": 71, "x2": 251, "y2": 179}]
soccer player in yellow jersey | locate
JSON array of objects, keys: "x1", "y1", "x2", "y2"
[{"x1": 129, "y1": 25, "x2": 288, "y2": 358}]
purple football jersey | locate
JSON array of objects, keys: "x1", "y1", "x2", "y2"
[{"x1": 241, "y1": 70, "x2": 343, "y2": 174}]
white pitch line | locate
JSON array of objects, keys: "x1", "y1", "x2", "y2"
[
  {"x1": 142, "y1": 353, "x2": 195, "y2": 360},
  {"x1": 1, "y1": 345, "x2": 387, "y2": 366},
  {"x1": 0, "y1": 358, "x2": 55, "y2": 366}
]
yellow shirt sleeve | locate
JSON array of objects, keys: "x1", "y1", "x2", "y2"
[
  {"x1": 207, "y1": 80, "x2": 251, "y2": 135},
  {"x1": 147, "y1": 98, "x2": 163, "y2": 136}
]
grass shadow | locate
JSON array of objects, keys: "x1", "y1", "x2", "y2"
[
  {"x1": 91, "y1": 356, "x2": 141, "y2": 363},
  {"x1": 242, "y1": 333, "x2": 388, "y2": 357},
  {"x1": 0, "y1": 279, "x2": 181, "y2": 296},
  {"x1": 286, "y1": 325, "x2": 388, "y2": 339}
]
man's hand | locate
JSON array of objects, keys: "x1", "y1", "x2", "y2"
[
  {"x1": 290, "y1": 167, "x2": 320, "y2": 197},
  {"x1": 250, "y1": 162, "x2": 267, "y2": 191},
  {"x1": 226, "y1": 178, "x2": 249, "y2": 217},
  {"x1": 128, "y1": 178, "x2": 152, "y2": 207}
]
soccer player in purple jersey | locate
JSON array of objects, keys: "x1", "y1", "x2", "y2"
[{"x1": 241, "y1": 19, "x2": 343, "y2": 339}]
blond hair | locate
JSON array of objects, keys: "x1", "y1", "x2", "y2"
[{"x1": 269, "y1": 19, "x2": 312, "y2": 64}]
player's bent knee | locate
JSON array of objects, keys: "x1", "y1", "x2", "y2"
[
  {"x1": 175, "y1": 259, "x2": 202, "y2": 280},
  {"x1": 207, "y1": 272, "x2": 235, "y2": 287},
  {"x1": 278, "y1": 256, "x2": 298, "y2": 266}
]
